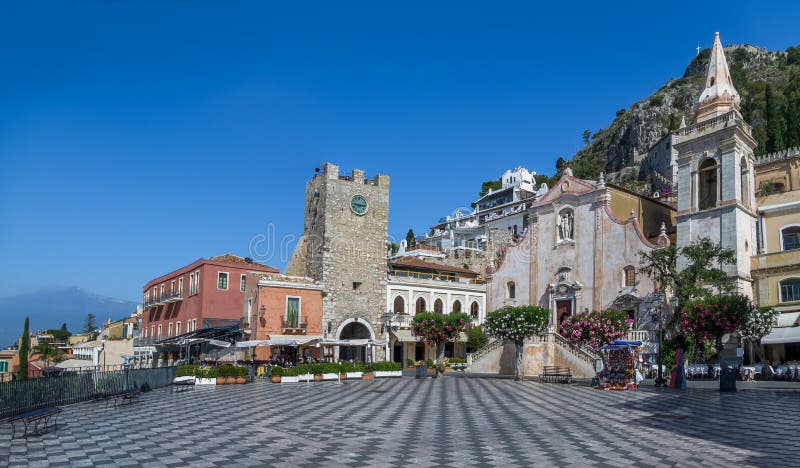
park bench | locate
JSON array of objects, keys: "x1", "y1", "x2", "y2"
[
  {"x1": 9, "y1": 406, "x2": 62, "y2": 438},
  {"x1": 450, "y1": 363, "x2": 467, "y2": 372},
  {"x1": 539, "y1": 366, "x2": 573, "y2": 384},
  {"x1": 112, "y1": 388, "x2": 142, "y2": 407},
  {"x1": 172, "y1": 376, "x2": 196, "y2": 393}
]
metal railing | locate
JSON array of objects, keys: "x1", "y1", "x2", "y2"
[
  {"x1": 281, "y1": 318, "x2": 307, "y2": 330},
  {"x1": 390, "y1": 269, "x2": 485, "y2": 285},
  {"x1": 0, "y1": 365, "x2": 177, "y2": 420}
]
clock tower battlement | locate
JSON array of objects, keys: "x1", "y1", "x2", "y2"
[{"x1": 285, "y1": 163, "x2": 390, "y2": 355}]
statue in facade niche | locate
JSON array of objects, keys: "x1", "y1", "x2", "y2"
[{"x1": 558, "y1": 210, "x2": 574, "y2": 241}]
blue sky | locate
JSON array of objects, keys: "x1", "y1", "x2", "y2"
[{"x1": 1, "y1": 1, "x2": 798, "y2": 302}]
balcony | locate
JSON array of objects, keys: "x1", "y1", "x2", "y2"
[
  {"x1": 751, "y1": 250, "x2": 800, "y2": 272},
  {"x1": 163, "y1": 290, "x2": 183, "y2": 303},
  {"x1": 386, "y1": 313, "x2": 414, "y2": 329},
  {"x1": 389, "y1": 269, "x2": 486, "y2": 287},
  {"x1": 281, "y1": 318, "x2": 307, "y2": 335}
]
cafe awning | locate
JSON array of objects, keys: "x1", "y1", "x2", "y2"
[
  {"x1": 235, "y1": 336, "x2": 322, "y2": 347},
  {"x1": 391, "y1": 330, "x2": 417, "y2": 342},
  {"x1": 761, "y1": 326, "x2": 800, "y2": 345}
]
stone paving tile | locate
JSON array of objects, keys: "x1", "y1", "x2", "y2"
[{"x1": 1, "y1": 377, "x2": 798, "y2": 466}]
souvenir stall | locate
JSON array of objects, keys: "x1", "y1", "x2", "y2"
[{"x1": 597, "y1": 340, "x2": 643, "y2": 391}]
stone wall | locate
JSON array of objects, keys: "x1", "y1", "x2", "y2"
[{"x1": 288, "y1": 163, "x2": 390, "y2": 356}]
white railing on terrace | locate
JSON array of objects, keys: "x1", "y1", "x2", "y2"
[
  {"x1": 676, "y1": 110, "x2": 752, "y2": 138},
  {"x1": 470, "y1": 338, "x2": 504, "y2": 363},
  {"x1": 626, "y1": 330, "x2": 652, "y2": 343},
  {"x1": 467, "y1": 332, "x2": 601, "y2": 369}
]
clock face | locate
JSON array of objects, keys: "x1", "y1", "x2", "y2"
[{"x1": 350, "y1": 194, "x2": 368, "y2": 215}]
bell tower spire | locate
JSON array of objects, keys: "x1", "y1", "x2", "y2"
[{"x1": 695, "y1": 32, "x2": 741, "y2": 122}]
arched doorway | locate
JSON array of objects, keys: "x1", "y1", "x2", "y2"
[
  {"x1": 339, "y1": 321, "x2": 372, "y2": 362},
  {"x1": 416, "y1": 297, "x2": 427, "y2": 314},
  {"x1": 470, "y1": 301, "x2": 479, "y2": 320}
]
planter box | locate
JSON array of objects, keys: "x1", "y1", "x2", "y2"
[
  {"x1": 281, "y1": 376, "x2": 300, "y2": 383},
  {"x1": 345, "y1": 372, "x2": 363, "y2": 379},
  {"x1": 374, "y1": 370, "x2": 403, "y2": 378},
  {"x1": 298, "y1": 373, "x2": 314, "y2": 382},
  {"x1": 322, "y1": 373, "x2": 339, "y2": 381},
  {"x1": 195, "y1": 378, "x2": 216, "y2": 385}
]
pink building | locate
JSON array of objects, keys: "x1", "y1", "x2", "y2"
[{"x1": 140, "y1": 254, "x2": 278, "y2": 344}]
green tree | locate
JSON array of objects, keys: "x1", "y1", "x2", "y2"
[
  {"x1": 478, "y1": 178, "x2": 502, "y2": 197},
  {"x1": 483, "y1": 306, "x2": 550, "y2": 381},
  {"x1": 34, "y1": 341, "x2": 64, "y2": 369},
  {"x1": 678, "y1": 295, "x2": 753, "y2": 368},
  {"x1": 582, "y1": 129, "x2": 591, "y2": 145},
  {"x1": 638, "y1": 238, "x2": 735, "y2": 305},
  {"x1": 465, "y1": 325, "x2": 489, "y2": 353},
  {"x1": 83, "y1": 313, "x2": 97, "y2": 335},
  {"x1": 18, "y1": 317, "x2": 30, "y2": 380},
  {"x1": 387, "y1": 242, "x2": 399, "y2": 256},
  {"x1": 48, "y1": 324, "x2": 72, "y2": 342},
  {"x1": 405, "y1": 229, "x2": 416, "y2": 248},
  {"x1": 411, "y1": 312, "x2": 470, "y2": 376}
]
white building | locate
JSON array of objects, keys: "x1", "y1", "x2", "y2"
[
  {"x1": 385, "y1": 256, "x2": 486, "y2": 365},
  {"x1": 422, "y1": 167, "x2": 548, "y2": 253}
]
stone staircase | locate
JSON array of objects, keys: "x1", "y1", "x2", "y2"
[{"x1": 466, "y1": 333, "x2": 599, "y2": 377}]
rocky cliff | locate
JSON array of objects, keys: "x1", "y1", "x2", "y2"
[{"x1": 568, "y1": 43, "x2": 800, "y2": 189}]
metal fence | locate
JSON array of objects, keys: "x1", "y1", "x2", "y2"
[{"x1": 0, "y1": 365, "x2": 177, "y2": 420}]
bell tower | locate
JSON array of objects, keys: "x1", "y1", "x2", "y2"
[{"x1": 674, "y1": 32, "x2": 757, "y2": 297}]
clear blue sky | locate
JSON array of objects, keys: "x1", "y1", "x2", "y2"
[{"x1": 1, "y1": 1, "x2": 798, "y2": 302}]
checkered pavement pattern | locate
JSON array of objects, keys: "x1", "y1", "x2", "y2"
[{"x1": 1, "y1": 376, "x2": 797, "y2": 466}]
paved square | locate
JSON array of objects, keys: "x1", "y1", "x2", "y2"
[{"x1": 1, "y1": 376, "x2": 798, "y2": 466}]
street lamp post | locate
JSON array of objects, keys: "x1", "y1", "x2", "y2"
[{"x1": 646, "y1": 291, "x2": 667, "y2": 387}]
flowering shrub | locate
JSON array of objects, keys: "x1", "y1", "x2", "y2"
[
  {"x1": 678, "y1": 294, "x2": 752, "y2": 348},
  {"x1": 483, "y1": 306, "x2": 550, "y2": 344},
  {"x1": 559, "y1": 309, "x2": 632, "y2": 350},
  {"x1": 412, "y1": 312, "x2": 470, "y2": 375},
  {"x1": 412, "y1": 312, "x2": 470, "y2": 344}
]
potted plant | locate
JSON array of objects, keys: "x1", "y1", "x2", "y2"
[
  {"x1": 235, "y1": 366, "x2": 247, "y2": 384},
  {"x1": 373, "y1": 361, "x2": 403, "y2": 378},
  {"x1": 271, "y1": 366, "x2": 284, "y2": 383},
  {"x1": 320, "y1": 363, "x2": 340, "y2": 381},
  {"x1": 341, "y1": 361, "x2": 364, "y2": 379},
  {"x1": 216, "y1": 365, "x2": 235, "y2": 384},
  {"x1": 406, "y1": 358, "x2": 416, "y2": 369},
  {"x1": 195, "y1": 366, "x2": 217, "y2": 385},
  {"x1": 281, "y1": 366, "x2": 300, "y2": 383},
  {"x1": 292, "y1": 364, "x2": 311, "y2": 382}
]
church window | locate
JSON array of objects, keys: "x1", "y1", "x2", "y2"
[
  {"x1": 624, "y1": 266, "x2": 636, "y2": 287},
  {"x1": 434, "y1": 298, "x2": 443, "y2": 313},
  {"x1": 416, "y1": 297, "x2": 426, "y2": 314},
  {"x1": 698, "y1": 158, "x2": 717, "y2": 210},
  {"x1": 507, "y1": 282, "x2": 516, "y2": 300},
  {"x1": 393, "y1": 296, "x2": 405, "y2": 314},
  {"x1": 452, "y1": 300, "x2": 462, "y2": 313},
  {"x1": 780, "y1": 278, "x2": 800, "y2": 302},
  {"x1": 782, "y1": 227, "x2": 800, "y2": 252}
]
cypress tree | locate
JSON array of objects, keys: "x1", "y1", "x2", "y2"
[{"x1": 18, "y1": 317, "x2": 30, "y2": 380}]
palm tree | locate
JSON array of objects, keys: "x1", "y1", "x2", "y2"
[{"x1": 34, "y1": 341, "x2": 63, "y2": 369}]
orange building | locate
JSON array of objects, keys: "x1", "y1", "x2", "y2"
[{"x1": 244, "y1": 274, "x2": 324, "y2": 362}]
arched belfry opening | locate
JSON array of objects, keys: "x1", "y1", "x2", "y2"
[{"x1": 698, "y1": 158, "x2": 718, "y2": 210}]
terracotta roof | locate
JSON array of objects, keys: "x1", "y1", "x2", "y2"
[{"x1": 390, "y1": 257, "x2": 478, "y2": 276}]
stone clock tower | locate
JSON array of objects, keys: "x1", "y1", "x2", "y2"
[
  {"x1": 674, "y1": 32, "x2": 757, "y2": 297},
  {"x1": 286, "y1": 162, "x2": 390, "y2": 360}
]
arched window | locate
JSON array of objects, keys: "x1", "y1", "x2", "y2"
[
  {"x1": 698, "y1": 158, "x2": 717, "y2": 210},
  {"x1": 470, "y1": 301, "x2": 479, "y2": 320},
  {"x1": 415, "y1": 297, "x2": 427, "y2": 314},
  {"x1": 452, "y1": 300, "x2": 462, "y2": 313},
  {"x1": 393, "y1": 296, "x2": 405, "y2": 314},
  {"x1": 780, "y1": 278, "x2": 800, "y2": 302},
  {"x1": 782, "y1": 226, "x2": 800, "y2": 251},
  {"x1": 740, "y1": 157, "x2": 750, "y2": 207},
  {"x1": 507, "y1": 281, "x2": 516, "y2": 300},
  {"x1": 434, "y1": 298, "x2": 443, "y2": 313},
  {"x1": 623, "y1": 266, "x2": 636, "y2": 287}
]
